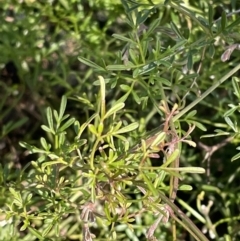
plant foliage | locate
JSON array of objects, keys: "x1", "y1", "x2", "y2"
[{"x1": 1, "y1": 0, "x2": 240, "y2": 241}]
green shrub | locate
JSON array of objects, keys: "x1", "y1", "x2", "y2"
[{"x1": 1, "y1": 0, "x2": 240, "y2": 241}]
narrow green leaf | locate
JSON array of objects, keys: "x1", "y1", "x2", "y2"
[
  {"x1": 58, "y1": 117, "x2": 75, "y2": 132},
  {"x1": 59, "y1": 95, "x2": 67, "y2": 120},
  {"x1": 1, "y1": 117, "x2": 28, "y2": 136},
  {"x1": 221, "y1": 11, "x2": 227, "y2": 31},
  {"x1": 226, "y1": 17, "x2": 240, "y2": 30},
  {"x1": 74, "y1": 120, "x2": 80, "y2": 135},
  {"x1": 112, "y1": 34, "x2": 136, "y2": 44},
  {"x1": 137, "y1": 9, "x2": 151, "y2": 25},
  {"x1": 113, "y1": 134, "x2": 128, "y2": 142},
  {"x1": 106, "y1": 65, "x2": 130, "y2": 71},
  {"x1": 170, "y1": 21, "x2": 184, "y2": 39},
  {"x1": 120, "y1": 84, "x2": 131, "y2": 92},
  {"x1": 78, "y1": 57, "x2": 106, "y2": 71},
  {"x1": 41, "y1": 159, "x2": 68, "y2": 170},
  {"x1": 19, "y1": 142, "x2": 47, "y2": 154},
  {"x1": 172, "y1": 39, "x2": 188, "y2": 51},
  {"x1": 48, "y1": 153, "x2": 60, "y2": 159},
  {"x1": 72, "y1": 139, "x2": 87, "y2": 149},
  {"x1": 197, "y1": 16, "x2": 209, "y2": 28},
  {"x1": 41, "y1": 125, "x2": 55, "y2": 134},
  {"x1": 187, "y1": 51, "x2": 193, "y2": 70},
  {"x1": 104, "y1": 102, "x2": 125, "y2": 119},
  {"x1": 150, "y1": 132, "x2": 166, "y2": 148},
  {"x1": 115, "y1": 92, "x2": 131, "y2": 104},
  {"x1": 27, "y1": 193, "x2": 33, "y2": 202},
  {"x1": 98, "y1": 121, "x2": 104, "y2": 134},
  {"x1": 42, "y1": 223, "x2": 53, "y2": 237},
  {"x1": 121, "y1": 0, "x2": 130, "y2": 11},
  {"x1": 142, "y1": 38, "x2": 148, "y2": 58},
  {"x1": 53, "y1": 109, "x2": 59, "y2": 123},
  {"x1": 115, "y1": 122, "x2": 139, "y2": 134},
  {"x1": 132, "y1": 90, "x2": 141, "y2": 104},
  {"x1": 74, "y1": 96, "x2": 94, "y2": 109},
  {"x1": 46, "y1": 107, "x2": 54, "y2": 130},
  {"x1": 177, "y1": 198, "x2": 206, "y2": 224},
  {"x1": 225, "y1": 116, "x2": 237, "y2": 132},
  {"x1": 180, "y1": 73, "x2": 199, "y2": 82},
  {"x1": 140, "y1": 139, "x2": 147, "y2": 153},
  {"x1": 201, "y1": 132, "x2": 230, "y2": 138},
  {"x1": 157, "y1": 77, "x2": 171, "y2": 86},
  {"x1": 60, "y1": 114, "x2": 70, "y2": 122},
  {"x1": 104, "y1": 202, "x2": 112, "y2": 221},
  {"x1": 179, "y1": 185, "x2": 193, "y2": 191},
  {"x1": 184, "y1": 140, "x2": 196, "y2": 147},
  {"x1": 155, "y1": 26, "x2": 178, "y2": 40},
  {"x1": 136, "y1": 62, "x2": 157, "y2": 76},
  {"x1": 59, "y1": 0, "x2": 69, "y2": 10},
  {"x1": 28, "y1": 226, "x2": 44, "y2": 239},
  {"x1": 202, "y1": 184, "x2": 221, "y2": 193},
  {"x1": 20, "y1": 220, "x2": 29, "y2": 231},
  {"x1": 208, "y1": 44, "x2": 215, "y2": 58},
  {"x1": 145, "y1": 18, "x2": 161, "y2": 37},
  {"x1": 13, "y1": 199, "x2": 23, "y2": 208},
  {"x1": 141, "y1": 171, "x2": 158, "y2": 196},
  {"x1": 162, "y1": 149, "x2": 180, "y2": 167},
  {"x1": 208, "y1": 4, "x2": 213, "y2": 26},
  {"x1": 192, "y1": 121, "x2": 207, "y2": 131},
  {"x1": 30, "y1": 160, "x2": 40, "y2": 170},
  {"x1": 136, "y1": 59, "x2": 173, "y2": 77},
  {"x1": 58, "y1": 132, "x2": 65, "y2": 147},
  {"x1": 155, "y1": 170, "x2": 166, "y2": 185},
  {"x1": 110, "y1": 77, "x2": 118, "y2": 88},
  {"x1": 161, "y1": 166, "x2": 205, "y2": 173},
  {"x1": 232, "y1": 77, "x2": 240, "y2": 99},
  {"x1": 231, "y1": 152, "x2": 240, "y2": 162},
  {"x1": 88, "y1": 124, "x2": 98, "y2": 136},
  {"x1": 133, "y1": 68, "x2": 140, "y2": 78},
  {"x1": 77, "y1": 113, "x2": 97, "y2": 138},
  {"x1": 224, "y1": 106, "x2": 238, "y2": 117},
  {"x1": 112, "y1": 121, "x2": 122, "y2": 133},
  {"x1": 186, "y1": 110, "x2": 197, "y2": 118},
  {"x1": 9, "y1": 188, "x2": 22, "y2": 202},
  {"x1": 129, "y1": 49, "x2": 139, "y2": 64},
  {"x1": 40, "y1": 137, "x2": 50, "y2": 151}
]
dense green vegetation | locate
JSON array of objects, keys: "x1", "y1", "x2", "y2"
[{"x1": 0, "y1": 0, "x2": 240, "y2": 240}]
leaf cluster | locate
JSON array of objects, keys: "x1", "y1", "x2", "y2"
[{"x1": 1, "y1": 0, "x2": 240, "y2": 241}]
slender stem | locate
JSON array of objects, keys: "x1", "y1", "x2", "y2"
[
  {"x1": 182, "y1": 46, "x2": 206, "y2": 101},
  {"x1": 90, "y1": 136, "x2": 101, "y2": 170},
  {"x1": 158, "y1": 192, "x2": 210, "y2": 241},
  {"x1": 98, "y1": 76, "x2": 106, "y2": 118},
  {"x1": 172, "y1": 215, "x2": 202, "y2": 241},
  {"x1": 169, "y1": 2, "x2": 211, "y2": 36},
  {"x1": 173, "y1": 63, "x2": 240, "y2": 122},
  {"x1": 135, "y1": 32, "x2": 146, "y2": 64}
]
